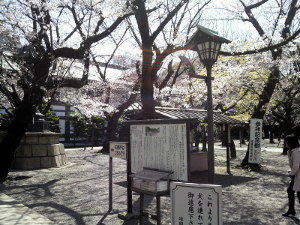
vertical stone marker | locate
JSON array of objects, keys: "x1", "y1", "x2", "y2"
[{"x1": 171, "y1": 182, "x2": 222, "y2": 225}]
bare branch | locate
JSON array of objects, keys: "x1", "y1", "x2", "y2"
[{"x1": 220, "y1": 28, "x2": 300, "y2": 56}]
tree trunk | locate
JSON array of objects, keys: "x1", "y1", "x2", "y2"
[
  {"x1": 0, "y1": 57, "x2": 50, "y2": 182},
  {"x1": 140, "y1": 46, "x2": 156, "y2": 119},
  {"x1": 221, "y1": 126, "x2": 226, "y2": 146},
  {"x1": 0, "y1": 103, "x2": 36, "y2": 182},
  {"x1": 230, "y1": 137, "x2": 237, "y2": 158},
  {"x1": 102, "y1": 93, "x2": 138, "y2": 152},
  {"x1": 269, "y1": 124, "x2": 275, "y2": 144},
  {"x1": 241, "y1": 62, "x2": 281, "y2": 167},
  {"x1": 202, "y1": 126, "x2": 207, "y2": 151}
]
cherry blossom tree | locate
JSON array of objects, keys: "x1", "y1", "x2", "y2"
[
  {"x1": 152, "y1": 0, "x2": 300, "y2": 168},
  {"x1": 127, "y1": 0, "x2": 212, "y2": 118},
  {"x1": 223, "y1": 0, "x2": 300, "y2": 167},
  {"x1": 0, "y1": 0, "x2": 132, "y2": 182}
]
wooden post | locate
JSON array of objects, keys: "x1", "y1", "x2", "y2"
[
  {"x1": 226, "y1": 124, "x2": 231, "y2": 174},
  {"x1": 109, "y1": 156, "x2": 113, "y2": 211},
  {"x1": 127, "y1": 142, "x2": 132, "y2": 213}
]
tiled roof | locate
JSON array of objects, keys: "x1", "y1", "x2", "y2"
[{"x1": 155, "y1": 107, "x2": 245, "y2": 124}]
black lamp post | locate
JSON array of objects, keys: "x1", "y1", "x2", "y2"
[{"x1": 187, "y1": 25, "x2": 231, "y2": 183}]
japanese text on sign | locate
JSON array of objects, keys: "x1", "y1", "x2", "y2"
[
  {"x1": 130, "y1": 124, "x2": 188, "y2": 181},
  {"x1": 248, "y1": 119, "x2": 262, "y2": 164},
  {"x1": 109, "y1": 142, "x2": 127, "y2": 159},
  {"x1": 171, "y1": 182, "x2": 222, "y2": 225}
]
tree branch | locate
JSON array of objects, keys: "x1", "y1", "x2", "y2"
[
  {"x1": 150, "y1": 0, "x2": 189, "y2": 43},
  {"x1": 220, "y1": 28, "x2": 300, "y2": 56}
]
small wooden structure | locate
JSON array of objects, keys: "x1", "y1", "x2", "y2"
[
  {"x1": 119, "y1": 108, "x2": 245, "y2": 221},
  {"x1": 153, "y1": 107, "x2": 246, "y2": 174},
  {"x1": 131, "y1": 167, "x2": 173, "y2": 225}
]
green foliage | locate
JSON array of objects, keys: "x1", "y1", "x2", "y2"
[
  {"x1": 231, "y1": 113, "x2": 251, "y2": 123},
  {"x1": 44, "y1": 109, "x2": 60, "y2": 133},
  {"x1": 69, "y1": 112, "x2": 89, "y2": 138}
]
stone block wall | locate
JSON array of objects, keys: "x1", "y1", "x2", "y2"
[
  {"x1": 0, "y1": 132, "x2": 68, "y2": 170},
  {"x1": 12, "y1": 143, "x2": 68, "y2": 170}
]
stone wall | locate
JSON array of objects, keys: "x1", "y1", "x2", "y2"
[{"x1": 0, "y1": 132, "x2": 68, "y2": 170}]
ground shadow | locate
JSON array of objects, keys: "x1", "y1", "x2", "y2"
[
  {"x1": 1, "y1": 179, "x2": 60, "y2": 197},
  {"x1": 116, "y1": 172, "x2": 256, "y2": 189},
  {"x1": 29, "y1": 202, "x2": 108, "y2": 225},
  {"x1": 288, "y1": 216, "x2": 300, "y2": 225},
  {"x1": 190, "y1": 171, "x2": 257, "y2": 187},
  {"x1": 96, "y1": 209, "x2": 121, "y2": 225}
]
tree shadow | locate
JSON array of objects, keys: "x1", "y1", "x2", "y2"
[
  {"x1": 29, "y1": 202, "x2": 111, "y2": 225},
  {"x1": 190, "y1": 171, "x2": 257, "y2": 187},
  {"x1": 287, "y1": 216, "x2": 300, "y2": 225},
  {"x1": 1, "y1": 179, "x2": 60, "y2": 197}
]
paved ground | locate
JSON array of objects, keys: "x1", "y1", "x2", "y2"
[{"x1": 1, "y1": 141, "x2": 300, "y2": 225}]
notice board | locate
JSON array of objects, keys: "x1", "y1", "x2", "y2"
[
  {"x1": 171, "y1": 182, "x2": 222, "y2": 225},
  {"x1": 248, "y1": 118, "x2": 262, "y2": 164},
  {"x1": 130, "y1": 122, "x2": 189, "y2": 181}
]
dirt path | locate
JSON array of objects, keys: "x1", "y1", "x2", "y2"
[{"x1": 1, "y1": 141, "x2": 300, "y2": 225}]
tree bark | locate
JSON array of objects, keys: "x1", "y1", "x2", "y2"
[
  {"x1": 102, "y1": 93, "x2": 138, "y2": 152},
  {"x1": 0, "y1": 103, "x2": 36, "y2": 182},
  {"x1": 140, "y1": 45, "x2": 156, "y2": 119},
  {"x1": 0, "y1": 57, "x2": 50, "y2": 182},
  {"x1": 230, "y1": 137, "x2": 237, "y2": 159},
  {"x1": 241, "y1": 62, "x2": 281, "y2": 167}
]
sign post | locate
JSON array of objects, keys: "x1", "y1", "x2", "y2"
[
  {"x1": 171, "y1": 182, "x2": 222, "y2": 225},
  {"x1": 109, "y1": 142, "x2": 127, "y2": 211},
  {"x1": 248, "y1": 119, "x2": 263, "y2": 164}
]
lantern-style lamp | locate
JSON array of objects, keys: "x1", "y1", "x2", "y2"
[
  {"x1": 187, "y1": 25, "x2": 231, "y2": 67},
  {"x1": 187, "y1": 25, "x2": 231, "y2": 183}
]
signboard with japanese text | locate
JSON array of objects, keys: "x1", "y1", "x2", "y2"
[
  {"x1": 248, "y1": 119, "x2": 263, "y2": 164},
  {"x1": 130, "y1": 123, "x2": 188, "y2": 181},
  {"x1": 109, "y1": 142, "x2": 127, "y2": 159},
  {"x1": 171, "y1": 182, "x2": 222, "y2": 225}
]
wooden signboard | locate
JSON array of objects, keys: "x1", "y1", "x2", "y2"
[{"x1": 130, "y1": 122, "x2": 189, "y2": 181}]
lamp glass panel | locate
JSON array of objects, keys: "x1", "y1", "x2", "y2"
[
  {"x1": 203, "y1": 41, "x2": 210, "y2": 60},
  {"x1": 197, "y1": 40, "x2": 223, "y2": 62},
  {"x1": 211, "y1": 42, "x2": 219, "y2": 60},
  {"x1": 197, "y1": 43, "x2": 205, "y2": 61},
  {"x1": 197, "y1": 43, "x2": 204, "y2": 52}
]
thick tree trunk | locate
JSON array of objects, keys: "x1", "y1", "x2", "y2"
[
  {"x1": 241, "y1": 63, "x2": 281, "y2": 167},
  {"x1": 141, "y1": 82, "x2": 156, "y2": 119},
  {"x1": 140, "y1": 46, "x2": 156, "y2": 119},
  {"x1": 0, "y1": 103, "x2": 36, "y2": 182},
  {"x1": 102, "y1": 93, "x2": 138, "y2": 152},
  {"x1": 0, "y1": 57, "x2": 50, "y2": 182}
]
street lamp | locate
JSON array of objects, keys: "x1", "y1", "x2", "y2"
[{"x1": 187, "y1": 25, "x2": 231, "y2": 183}]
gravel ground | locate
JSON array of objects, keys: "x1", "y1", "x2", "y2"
[{"x1": 1, "y1": 141, "x2": 300, "y2": 225}]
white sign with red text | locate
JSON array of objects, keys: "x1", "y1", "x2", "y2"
[{"x1": 109, "y1": 142, "x2": 127, "y2": 159}]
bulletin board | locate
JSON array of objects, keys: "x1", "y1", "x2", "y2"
[{"x1": 129, "y1": 119, "x2": 196, "y2": 181}]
